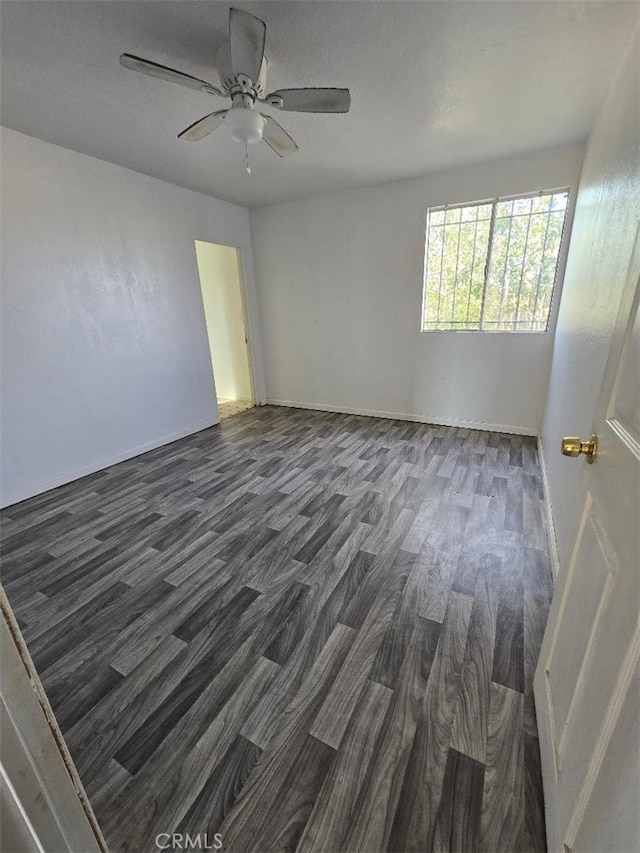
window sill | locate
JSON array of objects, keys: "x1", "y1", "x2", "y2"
[{"x1": 420, "y1": 329, "x2": 549, "y2": 335}]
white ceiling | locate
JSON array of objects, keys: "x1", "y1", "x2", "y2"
[{"x1": 1, "y1": 1, "x2": 636, "y2": 207}]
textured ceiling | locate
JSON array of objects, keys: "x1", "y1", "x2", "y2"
[{"x1": 1, "y1": 1, "x2": 636, "y2": 207}]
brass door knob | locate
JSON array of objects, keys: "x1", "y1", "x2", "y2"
[{"x1": 561, "y1": 434, "x2": 598, "y2": 464}]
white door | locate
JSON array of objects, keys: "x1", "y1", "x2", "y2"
[
  {"x1": 0, "y1": 586, "x2": 105, "y2": 852},
  {"x1": 534, "y1": 228, "x2": 640, "y2": 852}
]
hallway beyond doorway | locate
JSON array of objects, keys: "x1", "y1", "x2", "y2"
[
  {"x1": 217, "y1": 398, "x2": 255, "y2": 419},
  {"x1": 194, "y1": 241, "x2": 255, "y2": 418}
]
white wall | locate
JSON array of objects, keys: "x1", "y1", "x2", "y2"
[
  {"x1": 0, "y1": 128, "x2": 265, "y2": 507},
  {"x1": 539, "y1": 31, "x2": 640, "y2": 569},
  {"x1": 195, "y1": 241, "x2": 253, "y2": 403},
  {"x1": 250, "y1": 145, "x2": 584, "y2": 435}
]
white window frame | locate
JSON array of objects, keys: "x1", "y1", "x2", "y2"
[{"x1": 421, "y1": 188, "x2": 570, "y2": 334}]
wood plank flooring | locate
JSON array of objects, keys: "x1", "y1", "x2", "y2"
[{"x1": 0, "y1": 406, "x2": 552, "y2": 852}]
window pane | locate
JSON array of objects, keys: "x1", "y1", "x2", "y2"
[
  {"x1": 532, "y1": 209, "x2": 566, "y2": 327},
  {"x1": 551, "y1": 192, "x2": 569, "y2": 211},
  {"x1": 531, "y1": 194, "x2": 552, "y2": 214},
  {"x1": 460, "y1": 205, "x2": 479, "y2": 224},
  {"x1": 514, "y1": 210, "x2": 547, "y2": 326},
  {"x1": 496, "y1": 200, "x2": 513, "y2": 218},
  {"x1": 423, "y1": 190, "x2": 568, "y2": 332},
  {"x1": 483, "y1": 192, "x2": 567, "y2": 331},
  {"x1": 423, "y1": 199, "x2": 491, "y2": 331},
  {"x1": 513, "y1": 197, "x2": 533, "y2": 217},
  {"x1": 467, "y1": 218, "x2": 490, "y2": 325},
  {"x1": 483, "y1": 214, "x2": 509, "y2": 326}
]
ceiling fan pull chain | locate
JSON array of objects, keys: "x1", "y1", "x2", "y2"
[{"x1": 245, "y1": 142, "x2": 252, "y2": 174}]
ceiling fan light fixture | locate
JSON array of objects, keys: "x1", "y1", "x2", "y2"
[{"x1": 225, "y1": 107, "x2": 265, "y2": 144}]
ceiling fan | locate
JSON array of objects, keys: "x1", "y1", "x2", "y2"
[{"x1": 119, "y1": 6, "x2": 351, "y2": 169}]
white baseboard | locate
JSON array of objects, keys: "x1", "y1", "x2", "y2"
[
  {"x1": 266, "y1": 398, "x2": 538, "y2": 437},
  {"x1": 1, "y1": 416, "x2": 220, "y2": 509},
  {"x1": 537, "y1": 434, "x2": 562, "y2": 580}
]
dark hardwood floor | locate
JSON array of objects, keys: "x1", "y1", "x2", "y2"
[{"x1": 0, "y1": 406, "x2": 552, "y2": 852}]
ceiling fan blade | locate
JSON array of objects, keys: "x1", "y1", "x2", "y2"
[
  {"x1": 119, "y1": 54, "x2": 222, "y2": 95},
  {"x1": 229, "y1": 7, "x2": 266, "y2": 83},
  {"x1": 178, "y1": 110, "x2": 228, "y2": 142},
  {"x1": 264, "y1": 88, "x2": 351, "y2": 113},
  {"x1": 261, "y1": 115, "x2": 299, "y2": 157}
]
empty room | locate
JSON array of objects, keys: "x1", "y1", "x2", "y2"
[{"x1": 1, "y1": 2, "x2": 638, "y2": 852}]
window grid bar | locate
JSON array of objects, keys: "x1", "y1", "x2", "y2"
[
  {"x1": 478, "y1": 201, "x2": 497, "y2": 331},
  {"x1": 513, "y1": 199, "x2": 535, "y2": 327},
  {"x1": 435, "y1": 210, "x2": 446, "y2": 324},
  {"x1": 464, "y1": 214, "x2": 480, "y2": 325},
  {"x1": 422, "y1": 211, "x2": 433, "y2": 330},
  {"x1": 531, "y1": 206, "x2": 558, "y2": 329},
  {"x1": 450, "y1": 213, "x2": 465, "y2": 324},
  {"x1": 424, "y1": 320, "x2": 550, "y2": 325},
  {"x1": 494, "y1": 205, "x2": 516, "y2": 328},
  {"x1": 543, "y1": 212, "x2": 569, "y2": 328},
  {"x1": 429, "y1": 187, "x2": 569, "y2": 215},
  {"x1": 430, "y1": 209, "x2": 563, "y2": 225},
  {"x1": 487, "y1": 318, "x2": 542, "y2": 324},
  {"x1": 423, "y1": 323, "x2": 548, "y2": 331}
]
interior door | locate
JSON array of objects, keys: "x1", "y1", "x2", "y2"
[
  {"x1": 1, "y1": 586, "x2": 105, "y2": 852},
  {"x1": 534, "y1": 228, "x2": 640, "y2": 852}
]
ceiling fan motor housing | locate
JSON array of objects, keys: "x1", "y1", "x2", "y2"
[{"x1": 216, "y1": 43, "x2": 267, "y2": 98}]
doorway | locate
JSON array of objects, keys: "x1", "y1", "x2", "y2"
[{"x1": 194, "y1": 241, "x2": 255, "y2": 420}]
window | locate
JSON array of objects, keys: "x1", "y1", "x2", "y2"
[{"x1": 422, "y1": 190, "x2": 569, "y2": 332}]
